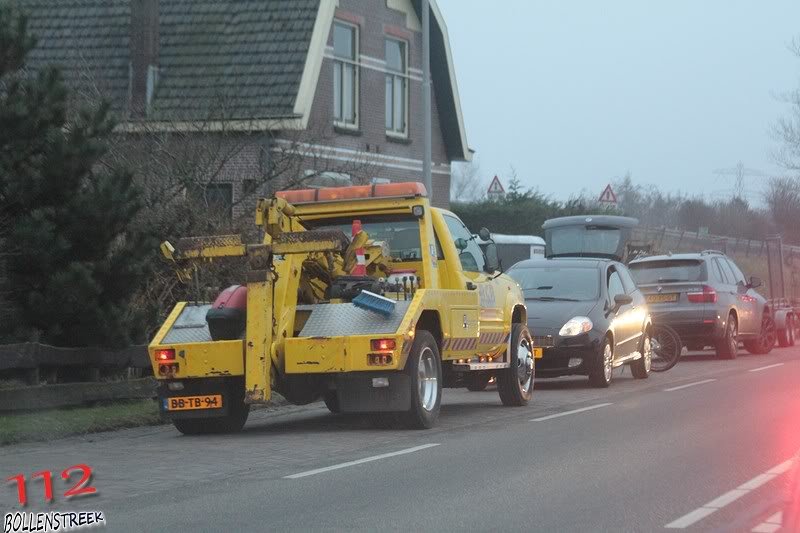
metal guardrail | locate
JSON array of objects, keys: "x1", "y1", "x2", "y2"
[{"x1": 0, "y1": 378, "x2": 157, "y2": 412}]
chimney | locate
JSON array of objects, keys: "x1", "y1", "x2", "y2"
[{"x1": 130, "y1": 0, "x2": 159, "y2": 117}]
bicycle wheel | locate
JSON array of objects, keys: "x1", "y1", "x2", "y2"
[{"x1": 650, "y1": 324, "x2": 682, "y2": 372}]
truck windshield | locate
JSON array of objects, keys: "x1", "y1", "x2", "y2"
[
  {"x1": 306, "y1": 215, "x2": 422, "y2": 262},
  {"x1": 629, "y1": 260, "x2": 706, "y2": 284},
  {"x1": 508, "y1": 266, "x2": 600, "y2": 300}
]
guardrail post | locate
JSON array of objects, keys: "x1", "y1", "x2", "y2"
[{"x1": 23, "y1": 367, "x2": 39, "y2": 386}]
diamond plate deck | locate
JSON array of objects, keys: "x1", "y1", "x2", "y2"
[
  {"x1": 162, "y1": 304, "x2": 213, "y2": 344},
  {"x1": 297, "y1": 301, "x2": 411, "y2": 338}
]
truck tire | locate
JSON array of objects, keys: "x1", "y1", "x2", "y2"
[
  {"x1": 715, "y1": 314, "x2": 738, "y2": 360},
  {"x1": 744, "y1": 313, "x2": 776, "y2": 355},
  {"x1": 400, "y1": 330, "x2": 442, "y2": 429},
  {"x1": 465, "y1": 373, "x2": 491, "y2": 391},
  {"x1": 778, "y1": 315, "x2": 795, "y2": 348},
  {"x1": 630, "y1": 333, "x2": 652, "y2": 379},
  {"x1": 323, "y1": 391, "x2": 341, "y2": 414},
  {"x1": 172, "y1": 397, "x2": 250, "y2": 435},
  {"x1": 589, "y1": 336, "x2": 614, "y2": 388},
  {"x1": 497, "y1": 324, "x2": 534, "y2": 406}
]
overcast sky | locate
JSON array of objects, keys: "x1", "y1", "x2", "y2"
[{"x1": 437, "y1": 0, "x2": 800, "y2": 202}]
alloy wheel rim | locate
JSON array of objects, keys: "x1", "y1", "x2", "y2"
[
  {"x1": 729, "y1": 322, "x2": 738, "y2": 353},
  {"x1": 643, "y1": 336, "x2": 652, "y2": 373},
  {"x1": 761, "y1": 317, "x2": 776, "y2": 349},
  {"x1": 517, "y1": 337, "x2": 534, "y2": 394},
  {"x1": 417, "y1": 347, "x2": 438, "y2": 411},
  {"x1": 603, "y1": 343, "x2": 613, "y2": 382}
]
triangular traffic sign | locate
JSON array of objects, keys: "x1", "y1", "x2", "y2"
[
  {"x1": 487, "y1": 175, "x2": 505, "y2": 194},
  {"x1": 598, "y1": 184, "x2": 617, "y2": 203}
]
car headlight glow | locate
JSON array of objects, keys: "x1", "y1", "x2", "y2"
[{"x1": 559, "y1": 316, "x2": 593, "y2": 337}]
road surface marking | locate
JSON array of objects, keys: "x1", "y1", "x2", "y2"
[
  {"x1": 530, "y1": 402, "x2": 612, "y2": 422},
  {"x1": 749, "y1": 363, "x2": 784, "y2": 373},
  {"x1": 665, "y1": 457, "x2": 795, "y2": 529},
  {"x1": 284, "y1": 443, "x2": 440, "y2": 479},
  {"x1": 664, "y1": 378, "x2": 717, "y2": 392},
  {"x1": 751, "y1": 511, "x2": 783, "y2": 533}
]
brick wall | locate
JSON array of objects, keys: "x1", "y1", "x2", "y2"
[{"x1": 289, "y1": 0, "x2": 453, "y2": 207}]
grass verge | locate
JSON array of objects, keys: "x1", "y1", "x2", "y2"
[{"x1": 0, "y1": 400, "x2": 165, "y2": 446}]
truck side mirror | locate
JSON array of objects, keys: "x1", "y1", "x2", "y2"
[
  {"x1": 748, "y1": 276, "x2": 762, "y2": 289},
  {"x1": 478, "y1": 227, "x2": 491, "y2": 241},
  {"x1": 454, "y1": 238, "x2": 468, "y2": 251},
  {"x1": 484, "y1": 242, "x2": 501, "y2": 273}
]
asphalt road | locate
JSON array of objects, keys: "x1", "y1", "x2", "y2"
[{"x1": 3, "y1": 347, "x2": 800, "y2": 532}]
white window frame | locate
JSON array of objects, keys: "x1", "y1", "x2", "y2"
[
  {"x1": 332, "y1": 20, "x2": 359, "y2": 130},
  {"x1": 384, "y1": 37, "x2": 409, "y2": 138}
]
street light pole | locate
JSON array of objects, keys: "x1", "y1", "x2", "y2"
[{"x1": 421, "y1": 0, "x2": 432, "y2": 198}]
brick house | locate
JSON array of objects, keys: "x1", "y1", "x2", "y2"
[{"x1": 19, "y1": 0, "x2": 471, "y2": 210}]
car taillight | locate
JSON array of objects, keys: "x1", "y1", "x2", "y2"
[
  {"x1": 687, "y1": 285, "x2": 717, "y2": 303},
  {"x1": 370, "y1": 339, "x2": 396, "y2": 352},
  {"x1": 155, "y1": 348, "x2": 176, "y2": 361}
]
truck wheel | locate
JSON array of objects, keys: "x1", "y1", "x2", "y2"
[
  {"x1": 715, "y1": 314, "x2": 738, "y2": 360},
  {"x1": 630, "y1": 333, "x2": 652, "y2": 379},
  {"x1": 497, "y1": 324, "x2": 534, "y2": 406},
  {"x1": 400, "y1": 330, "x2": 442, "y2": 429},
  {"x1": 172, "y1": 397, "x2": 250, "y2": 435},
  {"x1": 589, "y1": 337, "x2": 614, "y2": 388},
  {"x1": 323, "y1": 391, "x2": 341, "y2": 414},
  {"x1": 465, "y1": 373, "x2": 491, "y2": 391},
  {"x1": 778, "y1": 315, "x2": 795, "y2": 347},
  {"x1": 744, "y1": 313, "x2": 776, "y2": 355}
]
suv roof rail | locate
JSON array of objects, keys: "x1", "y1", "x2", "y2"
[{"x1": 700, "y1": 249, "x2": 725, "y2": 256}]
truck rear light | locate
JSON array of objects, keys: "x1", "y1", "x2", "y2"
[
  {"x1": 158, "y1": 363, "x2": 179, "y2": 376},
  {"x1": 687, "y1": 285, "x2": 717, "y2": 303},
  {"x1": 155, "y1": 348, "x2": 176, "y2": 361},
  {"x1": 367, "y1": 354, "x2": 393, "y2": 366},
  {"x1": 370, "y1": 339, "x2": 396, "y2": 352}
]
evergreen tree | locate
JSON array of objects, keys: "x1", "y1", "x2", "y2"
[{"x1": 0, "y1": 4, "x2": 152, "y2": 347}]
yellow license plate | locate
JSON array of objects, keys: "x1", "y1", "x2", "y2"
[
  {"x1": 533, "y1": 347, "x2": 543, "y2": 359},
  {"x1": 165, "y1": 395, "x2": 223, "y2": 411},
  {"x1": 646, "y1": 293, "x2": 678, "y2": 303}
]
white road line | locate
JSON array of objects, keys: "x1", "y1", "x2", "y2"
[
  {"x1": 530, "y1": 402, "x2": 612, "y2": 422},
  {"x1": 664, "y1": 378, "x2": 717, "y2": 392},
  {"x1": 665, "y1": 457, "x2": 795, "y2": 529},
  {"x1": 749, "y1": 363, "x2": 785, "y2": 373},
  {"x1": 283, "y1": 443, "x2": 440, "y2": 479},
  {"x1": 751, "y1": 511, "x2": 783, "y2": 533}
]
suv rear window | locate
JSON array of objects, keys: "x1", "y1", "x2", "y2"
[{"x1": 629, "y1": 260, "x2": 706, "y2": 284}]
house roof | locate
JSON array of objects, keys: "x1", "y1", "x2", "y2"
[
  {"x1": 18, "y1": 0, "x2": 470, "y2": 160},
  {"x1": 20, "y1": 0, "x2": 319, "y2": 121}
]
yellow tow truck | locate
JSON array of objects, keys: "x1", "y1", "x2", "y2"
[{"x1": 148, "y1": 182, "x2": 534, "y2": 432}]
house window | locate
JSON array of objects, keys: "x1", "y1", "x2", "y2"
[
  {"x1": 385, "y1": 38, "x2": 408, "y2": 136},
  {"x1": 333, "y1": 21, "x2": 358, "y2": 128}
]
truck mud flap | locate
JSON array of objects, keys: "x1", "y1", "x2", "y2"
[{"x1": 334, "y1": 373, "x2": 411, "y2": 412}]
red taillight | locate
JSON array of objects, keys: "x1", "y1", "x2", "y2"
[
  {"x1": 370, "y1": 339, "x2": 396, "y2": 352},
  {"x1": 687, "y1": 285, "x2": 717, "y2": 304},
  {"x1": 156, "y1": 348, "x2": 176, "y2": 361}
]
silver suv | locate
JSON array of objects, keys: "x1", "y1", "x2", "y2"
[{"x1": 628, "y1": 251, "x2": 775, "y2": 359}]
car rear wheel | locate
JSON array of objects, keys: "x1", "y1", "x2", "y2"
[
  {"x1": 778, "y1": 315, "x2": 796, "y2": 348},
  {"x1": 744, "y1": 313, "x2": 776, "y2": 355},
  {"x1": 715, "y1": 314, "x2": 738, "y2": 360},
  {"x1": 497, "y1": 324, "x2": 534, "y2": 406},
  {"x1": 589, "y1": 337, "x2": 614, "y2": 388}
]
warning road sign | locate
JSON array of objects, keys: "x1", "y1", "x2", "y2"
[
  {"x1": 487, "y1": 175, "x2": 505, "y2": 200},
  {"x1": 598, "y1": 184, "x2": 617, "y2": 204}
]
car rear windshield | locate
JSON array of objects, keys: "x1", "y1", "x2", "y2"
[
  {"x1": 629, "y1": 260, "x2": 706, "y2": 284},
  {"x1": 508, "y1": 266, "x2": 599, "y2": 300},
  {"x1": 548, "y1": 226, "x2": 622, "y2": 259}
]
